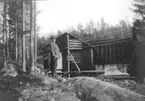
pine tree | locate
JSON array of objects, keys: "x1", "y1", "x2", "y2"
[{"x1": 132, "y1": 0, "x2": 145, "y2": 20}]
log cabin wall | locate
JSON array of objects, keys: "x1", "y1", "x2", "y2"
[{"x1": 56, "y1": 33, "x2": 95, "y2": 71}]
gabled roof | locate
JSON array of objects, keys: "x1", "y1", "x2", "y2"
[
  {"x1": 56, "y1": 33, "x2": 78, "y2": 40},
  {"x1": 56, "y1": 33, "x2": 96, "y2": 49}
]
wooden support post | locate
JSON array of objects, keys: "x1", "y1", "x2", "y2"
[
  {"x1": 66, "y1": 35, "x2": 70, "y2": 77},
  {"x1": 90, "y1": 48, "x2": 93, "y2": 66}
]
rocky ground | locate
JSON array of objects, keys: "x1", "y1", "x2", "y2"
[
  {"x1": 0, "y1": 74, "x2": 145, "y2": 101},
  {"x1": 0, "y1": 63, "x2": 145, "y2": 101}
]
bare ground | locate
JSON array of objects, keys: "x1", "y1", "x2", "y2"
[{"x1": 0, "y1": 75, "x2": 145, "y2": 101}]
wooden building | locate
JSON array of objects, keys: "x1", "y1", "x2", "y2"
[
  {"x1": 56, "y1": 33, "x2": 95, "y2": 73},
  {"x1": 42, "y1": 33, "x2": 135, "y2": 77},
  {"x1": 85, "y1": 35, "x2": 134, "y2": 67}
]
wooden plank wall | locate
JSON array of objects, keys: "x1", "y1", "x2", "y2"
[{"x1": 93, "y1": 39, "x2": 134, "y2": 65}]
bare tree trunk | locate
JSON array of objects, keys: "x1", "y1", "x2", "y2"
[
  {"x1": 18, "y1": 34, "x2": 22, "y2": 61},
  {"x1": 15, "y1": 21, "x2": 18, "y2": 60},
  {"x1": 5, "y1": 2, "x2": 9, "y2": 58},
  {"x1": 30, "y1": 1, "x2": 35, "y2": 73},
  {"x1": 34, "y1": 1, "x2": 37, "y2": 62},
  {"x1": 5, "y1": 2, "x2": 9, "y2": 57},
  {"x1": 3, "y1": 2, "x2": 6, "y2": 67},
  {"x1": 6, "y1": 14, "x2": 10, "y2": 59},
  {"x1": 22, "y1": 2, "x2": 26, "y2": 72}
]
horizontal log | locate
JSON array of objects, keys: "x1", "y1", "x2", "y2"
[
  {"x1": 69, "y1": 40, "x2": 81, "y2": 42},
  {"x1": 69, "y1": 42, "x2": 82, "y2": 45},
  {"x1": 69, "y1": 47, "x2": 82, "y2": 50},
  {"x1": 69, "y1": 44, "x2": 82, "y2": 47}
]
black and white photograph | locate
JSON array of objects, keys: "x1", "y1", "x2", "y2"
[{"x1": 0, "y1": 0, "x2": 145, "y2": 101}]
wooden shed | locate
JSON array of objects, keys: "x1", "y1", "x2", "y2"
[{"x1": 56, "y1": 33, "x2": 95, "y2": 73}]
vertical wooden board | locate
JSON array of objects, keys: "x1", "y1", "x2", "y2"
[
  {"x1": 106, "y1": 44, "x2": 109, "y2": 64},
  {"x1": 96, "y1": 46, "x2": 100, "y2": 64},
  {"x1": 109, "y1": 44, "x2": 111, "y2": 64},
  {"x1": 124, "y1": 42, "x2": 127, "y2": 64},
  {"x1": 113, "y1": 44, "x2": 116, "y2": 64},
  {"x1": 118, "y1": 43, "x2": 120, "y2": 64},
  {"x1": 90, "y1": 48, "x2": 94, "y2": 66},
  {"x1": 115, "y1": 43, "x2": 118, "y2": 64},
  {"x1": 107, "y1": 44, "x2": 110, "y2": 64},
  {"x1": 96, "y1": 46, "x2": 99, "y2": 64},
  {"x1": 105, "y1": 44, "x2": 108, "y2": 64},
  {"x1": 66, "y1": 35, "x2": 70, "y2": 77},
  {"x1": 119, "y1": 42, "x2": 122, "y2": 64},
  {"x1": 82, "y1": 48, "x2": 88, "y2": 70},
  {"x1": 111, "y1": 44, "x2": 114, "y2": 64},
  {"x1": 126, "y1": 42, "x2": 128, "y2": 63},
  {"x1": 100, "y1": 45, "x2": 103, "y2": 65},
  {"x1": 117, "y1": 43, "x2": 119, "y2": 64},
  {"x1": 102, "y1": 45, "x2": 105, "y2": 65},
  {"x1": 99, "y1": 45, "x2": 102, "y2": 64},
  {"x1": 105, "y1": 44, "x2": 107, "y2": 64},
  {"x1": 121, "y1": 42, "x2": 124, "y2": 64},
  {"x1": 111, "y1": 44, "x2": 113, "y2": 64},
  {"x1": 104, "y1": 45, "x2": 106, "y2": 64},
  {"x1": 82, "y1": 48, "x2": 94, "y2": 70}
]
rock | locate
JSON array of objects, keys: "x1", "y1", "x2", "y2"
[
  {"x1": 31, "y1": 66, "x2": 45, "y2": 76},
  {"x1": 18, "y1": 98, "x2": 23, "y2": 101},
  {"x1": 104, "y1": 66, "x2": 129, "y2": 76},
  {"x1": 19, "y1": 82, "x2": 23, "y2": 85},
  {"x1": 26, "y1": 83, "x2": 30, "y2": 86},
  {"x1": 50, "y1": 98, "x2": 55, "y2": 101},
  {"x1": 62, "y1": 78, "x2": 67, "y2": 82},
  {"x1": 73, "y1": 77, "x2": 145, "y2": 101},
  {"x1": 34, "y1": 63, "x2": 44, "y2": 70},
  {"x1": 41, "y1": 76, "x2": 58, "y2": 85},
  {"x1": 1, "y1": 64, "x2": 18, "y2": 77},
  {"x1": 58, "y1": 92, "x2": 81, "y2": 101}
]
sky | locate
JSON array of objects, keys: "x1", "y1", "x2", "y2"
[{"x1": 37, "y1": 0, "x2": 134, "y2": 37}]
